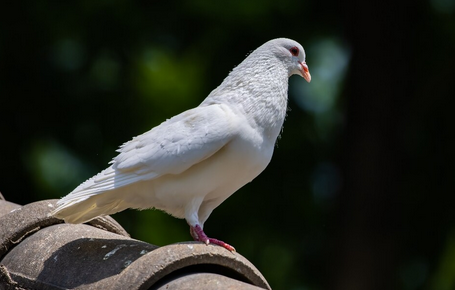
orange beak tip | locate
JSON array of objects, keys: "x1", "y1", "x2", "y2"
[
  {"x1": 300, "y1": 62, "x2": 311, "y2": 83},
  {"x1": 304, "y1": 72, "x2": 311, "y2": 83}
]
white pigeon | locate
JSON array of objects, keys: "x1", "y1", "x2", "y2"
[{"x1": 51, "y1": 38, "x2": 311, "y2": 251}]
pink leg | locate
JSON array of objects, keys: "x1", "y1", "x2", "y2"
[{"x1": 190, "y1": 224, "x2": 235, "y2": 252}]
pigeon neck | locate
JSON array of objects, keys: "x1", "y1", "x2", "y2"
[{"x1": 206, "y1": 57, "x2": 290, "y2": 140}]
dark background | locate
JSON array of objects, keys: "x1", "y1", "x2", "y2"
[{"x1": 1, "y1": 1, "x2": 455, "y2": 289}]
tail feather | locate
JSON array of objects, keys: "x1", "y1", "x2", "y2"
[
  {"x1": 58, "y1": 166, "x2": 159, "y2": 206},
  {"x1": 51, "y1": 164, "x2": 160, "y2": 223},
  {"x1": 51, "y1": 190, "x2": 130, "y2": 224}
]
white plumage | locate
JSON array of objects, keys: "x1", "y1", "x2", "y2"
[{"x1": 51, "y1": 38, "x2": 311, "y2": 251}]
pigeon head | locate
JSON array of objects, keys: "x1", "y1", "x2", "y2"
[{"x1": 268, "y1": 38, "x2": 311, "y2": 82}]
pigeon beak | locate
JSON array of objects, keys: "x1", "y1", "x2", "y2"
[{"x1": 299, "y1": 62, "x2": 311, "y2": 83}]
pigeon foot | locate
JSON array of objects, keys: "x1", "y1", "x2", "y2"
[{"x1": 190, "y1": 224, "x2": 235, "y2": 252}]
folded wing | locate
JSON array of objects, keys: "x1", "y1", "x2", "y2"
[{"x1": 54, "y1": 103, "x2": 238, "y2": 210}]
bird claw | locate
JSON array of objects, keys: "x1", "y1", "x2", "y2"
[
  {"x1": 207, "y1": 237, "x2": 236, "y2": 252},
  {"x1": 190, "y1": 225, "x2": 235, "y2": 252}
]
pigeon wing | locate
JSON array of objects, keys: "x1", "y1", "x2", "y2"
[
  {"x1": 56, "y1": 103, "x2": 238, "y2": 205},
  {"x1": 107, "y1": 103, "x2": 237, "y2": 187}
]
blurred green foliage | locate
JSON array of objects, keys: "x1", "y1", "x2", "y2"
[{"x1": 1, "y1": 1, "x2": 455, "y2": 289}]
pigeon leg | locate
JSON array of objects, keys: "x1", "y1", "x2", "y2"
[{"x1": 190, "y1": 224, "x2": 235, "y2": 252}]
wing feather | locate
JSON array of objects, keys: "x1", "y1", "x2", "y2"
[
  {"x1": 112, "y1": 103, "x2": 237, "y2": 175},
  {"x1": 55, "y1": 103, "x2": 238, "y2": 210}
]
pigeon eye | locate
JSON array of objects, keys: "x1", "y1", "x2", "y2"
[{"x1": 289, "y1": 46, "x2": 299, "y2": 56}]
